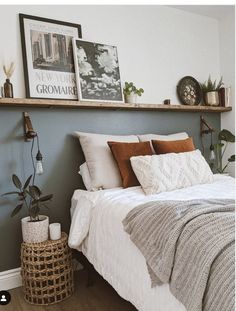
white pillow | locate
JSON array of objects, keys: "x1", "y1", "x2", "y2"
[
  {"x1": 137, "y1": 132, "x2": 188, "y2": 142},
  {"x1": 79, "y1": 162, "x2": 95, "y2": 191},
  {"x1": 137, "y1": 132, "x2": 188, "y2": 152},
  {"x1": 74, "y1": 132, "x2": 139, "y2": 189},
  {"x1": 131, "y1": 150, "x2": 213, "y2": 195}
]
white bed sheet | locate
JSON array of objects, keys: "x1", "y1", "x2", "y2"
[{"x1": 69, "y1": 174, "x2": 235, "y2": 311}]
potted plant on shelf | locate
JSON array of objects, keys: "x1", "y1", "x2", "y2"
[
  {"x1": 123, "y1": 82, "x2": 144, "y2": 104},
  {"x1": 200, "y1": 76, "x2": 223, "y2": 106},
  {"x1": 214, "y1": 129, "x2": 235, "y2": 174},
  {"x1": 2, "y1": 174, "x2": 53, "y2": 243}
]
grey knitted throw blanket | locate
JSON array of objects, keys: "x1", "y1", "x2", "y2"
[{"x1": 123, "y1": 199, "x2": 235, "y2": 311}]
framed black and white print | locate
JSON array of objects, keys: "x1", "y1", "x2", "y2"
[
  {"x1": 19, "y1": 14, "x2": 82, "y2": 100},
  {"x1": 72, "y1": 39, "x2": 124, "y2": 103}
]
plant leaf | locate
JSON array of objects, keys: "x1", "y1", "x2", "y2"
[
  {"x1": 39, "y1": 194, "x2": 53, "y2": 202},
  {"x1": 31, "y1": 199, "x2": 38, "y2": 205},
  {"x1": 23, "y1": 175, "x2": 32, "y2": 190},
  {"x1": 25, "y1": 189, "x2": 33, "y2": 198},
  {"x1": 30, "y1": 204, "x2": 40, "y2": 220},
  {"x1": 214, "y1": 142, "x2": 224, "y2": 148},
  {"x1": 12, "y1": 174, "x2": 22, "y2": 189},
  {"x1": 2, "y1": 191, "x2": 20, "y2": 196},
  {"x1": 218, "y1": 129, "x2": 235, "y2": 142},
  {"x1": 3, "y1": 65, "x2": 7, "y2": 76},
  {"x1": 29, "y1": 185, "x2": 41, "y2": 199},
  {"x1": 42, "y1": 203, "x2": 50, "y2": 210},
  {"x1": 228, "y1": 155, "x2": 235, "y2": 162},
  {"x1": 11, "y1": 203, "x2": 23, "y2": 217}
]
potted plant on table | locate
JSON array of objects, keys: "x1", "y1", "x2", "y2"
[
  {"x1": 2, "y1": 174, "x2": 53, "y2": 243},
  {"x1": 214, "y1": 129, "x2": 235, "y2": 174},
  {"x1": 200, "y1": 76, "x2": 223, "y2": 106},
  {"x1": 123, "y1": 82, "x2": 144, "y2": 104}
]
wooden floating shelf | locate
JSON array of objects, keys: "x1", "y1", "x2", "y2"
[{"x1": 0, "y1": 98, "x2": 232, "y2": 113}]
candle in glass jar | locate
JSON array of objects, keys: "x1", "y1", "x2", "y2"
[{"x1": 49, "y1": 223, "x2": 61, "y2": 240}]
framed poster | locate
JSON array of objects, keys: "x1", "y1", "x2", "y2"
[
  {"x1": 19, "y1": 14, "x2": 82, "y2": 100},
  {"x1": 73, "y1": 39, "x2": 124, "y2": 103}
]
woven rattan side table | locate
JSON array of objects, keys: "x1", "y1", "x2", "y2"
[{"x1": 21, "y1": 232, "x2": 74, "y2": 305}]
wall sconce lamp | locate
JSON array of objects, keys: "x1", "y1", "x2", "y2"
[
  {"x1": 23, "y1": 112, "x2": 37, "y2": 141},
  {"x1": 200, "y1": 115, "x2": 215, "y2": 161},
  {"x1": 23, "y1": 112, "x2": 44, "y2": 176}
]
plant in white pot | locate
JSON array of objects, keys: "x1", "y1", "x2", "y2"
[
  {"x1": 123, "y1": 82, "x2": 144, "y2": 104},
  {"x1": 2, "y1": 174, "x2": 53, "y2": 243},
  {"x1": 200, "y1": 76, "x2": 223, "y2": 106}
]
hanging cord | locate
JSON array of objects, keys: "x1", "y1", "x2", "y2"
[
  {"x1": 36, "y1": 134, "x2": 40, "y2": 152},
  {"x1": 210, "y1": 131, "x2": 213, "y2": 147},
  {"x1": 31, "y1": 136, "x2": 36, "y2": 185},
  {"x1": 200, "y1": 134, "x2": 205, "y2": 156}
]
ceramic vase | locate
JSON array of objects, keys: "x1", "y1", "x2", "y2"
[
  {"x1": 21, "y1": 215, "x2": 49, "y2": 243},
  {"x1": 4, "y1": 79, "x2": 13, "y2": 98},
  {"x1": 205, "y1": 91, "x2": 219, "y2": 106},
  {"x1": 125, "y1": 93, "x2": 138, "y2": 104}
]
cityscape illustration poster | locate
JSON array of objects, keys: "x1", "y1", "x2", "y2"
[{"x1": 20, "y1": 15, "x2": 81, "y2": 99}]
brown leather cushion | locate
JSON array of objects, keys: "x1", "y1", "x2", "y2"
[
  {"x1": 108, "y1": 141, "x2": 153, "y2": 188},
  {"x1": 152, "y1": 137, "x2": 195, "y2": 154}
]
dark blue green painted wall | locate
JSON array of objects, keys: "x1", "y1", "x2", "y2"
[{"x1": 0, "y1": 107, "x2": 220, "y2": 271}]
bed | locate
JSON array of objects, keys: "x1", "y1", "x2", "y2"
[{"x1": 68, "y1": 174, "x2": 235, "y2": 311}]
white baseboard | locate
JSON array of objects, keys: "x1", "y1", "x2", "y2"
[{"x1": 0, "y1": 268, "x2": 22, "y2": 290}]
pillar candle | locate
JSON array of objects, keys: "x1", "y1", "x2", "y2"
[{"x1": 49, "y1": 223, "x2": 61, "y2": 240}]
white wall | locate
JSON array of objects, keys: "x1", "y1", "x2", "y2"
[
  {"x1": 2, "y1": 5, "x2": 234, "y2": 174},
  {"x1": 219, "y1": 10, "x2": 235, "y2": 176},
  {"x1": 0, "y1": 5, "x2": 220, "y2": 104}
]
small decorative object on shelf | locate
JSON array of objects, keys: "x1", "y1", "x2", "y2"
[
  {"x1": 21, "y1": 232, "x2": 74, "y2": 305},
  {"x1": 224, "y1": 87, "x2": 231, "y2": 107},
  {"x1": 177, "y1": 76, "x2": 202, "y2": 105},
  {"x1": 49, "y1": 223, "x2": 61, "y2": 240},
  {"x1": 3, "y1": 62, "x2": 15, "y2": 98},
  {"x1": 200, "y1": 76, "x2": 224, "y2": 106},
  {"x1": 2, "y1": 174, "x2": 53, "y2": 243},
  {"x1": 163, "y1": 99, "x2": 171, "y2": 105},
  {"x1": 218, "y1": 86, "x2": 231, "y2": 107},
  {"x1": 123, "y1": 82, "x2": 144, "y2": 104}
]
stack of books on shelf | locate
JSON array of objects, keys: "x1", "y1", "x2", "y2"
[{"x1": 218, "y1": 87, "x2": 231, "y2": 107}]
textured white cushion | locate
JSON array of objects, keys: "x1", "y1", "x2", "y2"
[
  {"x1": 74, "y1": 132, "x2": 139, "y2": 189},
  {"x1": 131, "y1": 150, "x2": 214, "y2": 195},
  {"x1": 79, "y1": 162, "x2": 95, "y2": 191}
]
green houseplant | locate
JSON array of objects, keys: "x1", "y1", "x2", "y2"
[
  {"x1": 214, "y1": 129, "x2": 235, "y2": 174},
  {"x1": 2, "y1": 174, "x2": 53, "y2": 243},
  {"x1": 200, "y1": 76, "x2": 223, "y2": 106},
  {"x1": 123, "y1": 82, "x2": 144, "y2": 104}
]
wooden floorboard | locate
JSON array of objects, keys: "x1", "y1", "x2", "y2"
[{"x1": 1, "y1": 269, "x2": 136, "y2": 311}]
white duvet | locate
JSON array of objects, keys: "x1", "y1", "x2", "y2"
[{"x1": 69, "y1": 174, "x2": 235, "y2": 311}]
